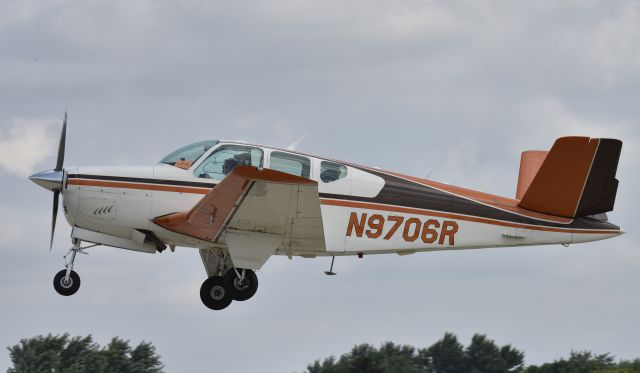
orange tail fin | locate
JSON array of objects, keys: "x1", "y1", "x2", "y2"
[
  {"x1": 518, "y1": 137, "x2": 622, "y2": 219},
  {"x1": 516, "y1": 150, "x2": 549, "y2": 200}
]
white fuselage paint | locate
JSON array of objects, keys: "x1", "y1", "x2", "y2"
[{"x1": 61, "y1": 142, "x2": 622, "y2": 257}]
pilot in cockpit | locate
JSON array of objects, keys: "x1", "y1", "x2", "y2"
[{"x1": 222, "y1": 153, "x2": 252, "y2": 175}]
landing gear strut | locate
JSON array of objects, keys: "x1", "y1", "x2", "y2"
[
  {"x1": 52, "y1": 239, "x2": 96, "y2": 297},
  {"x1": 198, "y1": 249, "x2": 260, "y2": 310},
  {"x1": 199, "y1": 268, "x2": 259, "y2": 310},
  {"x1": 223, "y1": 268, "x2": 258, "y2": 302}
]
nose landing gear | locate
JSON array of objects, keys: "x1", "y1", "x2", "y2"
[
  {"x1": 52, "y1": 239, "x2": 97, "y2": 297},
  {"x1": 53, "y1": 269, "x2": 80, "y2": 296}
]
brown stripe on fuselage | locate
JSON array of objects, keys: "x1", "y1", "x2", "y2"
[
  {"x1": 379, "y1": 170, "x2": 573, "y2": 224},
  {"x1": 320, "y1": 198, "x2": 619, "y2": 235},
  {"x1": 68, "y1": 173, "x2": 618, "y2": 233},
  {"x1": 67, "y1": 179, "x2": 211, "y2": 194}
]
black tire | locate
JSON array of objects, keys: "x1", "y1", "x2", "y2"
[
  {"x1": 53, "y1": 269, "x2": 81, "y2": 296},
  {"x1": 200, "y1": 276, "x2": 232, "y2": 310},
  {"x1": 223, "y1": 268, "x2": 258, "y2": 301}
]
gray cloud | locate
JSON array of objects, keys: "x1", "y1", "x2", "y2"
[
  {"x1": 1, "y1": 1, "x2": 639, "y2": 372},
  {"x1": 0, "y1": 117, "x2": 58, "y2": 177}
]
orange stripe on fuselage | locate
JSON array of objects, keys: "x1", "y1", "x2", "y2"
[
  {"x1": 320, "y1": 198, "x2": 619, "y2": 235},
  {"x1": 67, "y1": 178, "x2": 618, "y2": 235},
  {"x1": 67, "y1": 179, "x2": 211, "y2": 194}
]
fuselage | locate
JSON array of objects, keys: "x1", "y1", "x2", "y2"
[{"x1": 59, "y1": 140, "x2": 623, "y2": 257}]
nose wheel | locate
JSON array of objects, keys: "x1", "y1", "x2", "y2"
[
  {"x1": 53, "y1": 269, "x2": 80, "y2": 296},
  {"x1": 52, "y1": 239, "x2": 96, "y2": 297}
]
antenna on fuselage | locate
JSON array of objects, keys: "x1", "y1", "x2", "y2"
[
  {"x1": 324, "y1": 256, "x2": 337, "y2": 276},
  {"x1": 426, "y1": 152, "x2": 455, "y2": 179},
  {"x1": 287, "y1": 133, "x2": 307, "y2": 151}
]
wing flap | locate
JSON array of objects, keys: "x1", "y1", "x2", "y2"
[{"x1": 154, "y1": 166, "x2": 325, "y2": 269}]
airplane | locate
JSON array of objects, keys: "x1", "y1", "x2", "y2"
[{"x1": 29, "y1": 114, "x2": 624, "y2": 310}]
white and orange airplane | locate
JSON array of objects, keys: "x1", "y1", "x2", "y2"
[{"x1": 30, "y1": 114, "x2": 624, "y2": 310}]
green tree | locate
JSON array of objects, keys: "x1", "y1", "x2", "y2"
[
  {"x1": 307, "y1": 357, "x2": 342, "y2": 373},
  {"x1": 375, "y1": 342, "x2": 422, "y2": 373},
  {"x1": 613, "y1": 359, "x2": 640, "y2": 372},
  {"x1": 346, "y1": 344, "x2": 385, "y2": 373},
  {"x1": 525, "y1": 351, "x2": 616, "y2": 373},
  {"x1": 465, "y1": 335, "x2": 524, "y2": 373},
  {"x1": 418, "y1": 332, "x2": 467, "y2": 373},
  {"x1": 130, "y1": 342, "x2": 164, "y2": 373},
  {"x1": 307, "y1": 343, "x2": 422, "y2": 373},
  {"x1": 304, "y1": 334, "x2": 639, "y2": 373},
  {"x1": 306, "y1": 333, "x2": 525, "y2": 373},
  {"x1": 7, "y1": 334, "x2": 163, "y2": 373}
]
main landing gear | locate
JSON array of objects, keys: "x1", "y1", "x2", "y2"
[
  {"x1": 200, "y1": 268, "x2": 259, "y2": 310},
  {"x1": 53, "y1": 238, "x2": 96, "y2": 297}
]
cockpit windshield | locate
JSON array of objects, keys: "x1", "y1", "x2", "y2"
[{"x1": 160, "y1": 140, "x2": 218, "y2": 168}]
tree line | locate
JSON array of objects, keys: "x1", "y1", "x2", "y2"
[
  {"x1": 7, "y1": 334, "x2": 162, "y2": 373},
  {"x1": 305, "y1": 333, "x2": 640, "y2": 373},
  {"x1": 6, "y1": 333, "x2": 639, "y2": 372}
]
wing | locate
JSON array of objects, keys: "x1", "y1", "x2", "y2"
[{"x1": 154, "y1": 166, "x2": 326, "y2": 269}]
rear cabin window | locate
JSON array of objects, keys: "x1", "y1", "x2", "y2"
[
  {"x1": 320, "y1": 161, "x2": 348, "y2": 183},
  {"x1": 270, "y1": 152, "x2": 311, "y2": 178},
  {"x1": 194, "y1": 145, "x2": 263, "y2": 179}
]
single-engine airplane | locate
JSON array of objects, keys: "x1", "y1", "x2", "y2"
[{"x1": 29, "y1": 114, "x2": 624, "y2": 310}]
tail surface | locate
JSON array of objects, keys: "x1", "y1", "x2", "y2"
[
  {"x1": 516, "y1": 150, "x2": 549, "y2": 200},
  {"x1": 518, "y1": 137, "x2": 622, "y2": 219}
]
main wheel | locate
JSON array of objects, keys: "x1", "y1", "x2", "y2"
[
  {"x1": 53, "y1": 269, "x2": 81, "y2": 296},
  {"x1": 223, "y1": 268, "x2": 258, "y2": 301},
  {"x1": 200, "y1": 276, "x2": 232, "y2": 310}
]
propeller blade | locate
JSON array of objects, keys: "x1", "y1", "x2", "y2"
[
  {"x1": 55, "y1": 112, "x2": 67, "y2": 172},
  {"x1": 49, "y1": 113, "x2": 66, "y2": 251},
  {"x1": 50, "y1": 190, "x2": 59, "y2": 250}
]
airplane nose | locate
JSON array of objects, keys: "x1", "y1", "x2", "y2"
[{"x1": 29, "y1": 170, "x2": 63, "y2": 191}]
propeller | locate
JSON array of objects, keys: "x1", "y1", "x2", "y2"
[
  {"x1": 29, "y1": 112, "x2": 67, "y2": 250},
  {"x1": 55, "y1": 112, "x2": 66, "y2": 172},
  {"x1": 51, "y1": 113, "x2": 67, "y2": 249},
  {"x1": 51, "y1": 190, "x2": 60, "y2": 250}
]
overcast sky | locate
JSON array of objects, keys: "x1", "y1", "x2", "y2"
[{"x1": 1, "y1": 1, "x2": 639, "y2": 372}]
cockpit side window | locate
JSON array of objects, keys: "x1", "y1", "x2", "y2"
[
  {"x1": 160, "y1": 140, "x2": 218, "y2": 169},
  {"x1": 194, "y1": 145, "x2": 263, "y2": 179},
  {"x1": 320, "y1": 161, "x2": 348, "y2": 183},
  {"x1": 270, "y1": 151, "x2": 311, "y2": 178}
]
